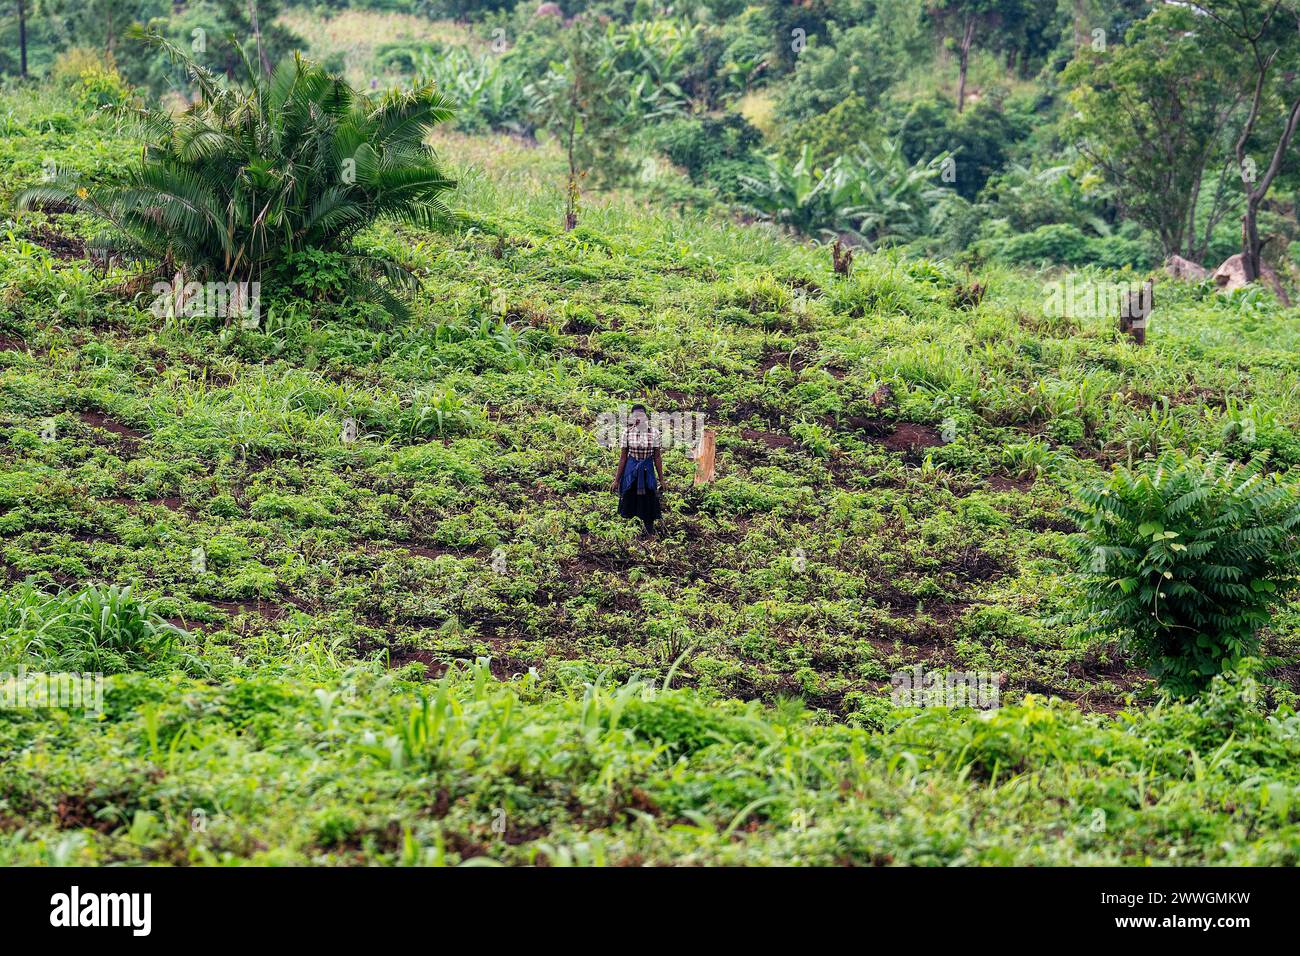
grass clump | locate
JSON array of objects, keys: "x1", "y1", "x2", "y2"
[{"x1": 0, "y1": 582, "x2": 186, "y2": 675}]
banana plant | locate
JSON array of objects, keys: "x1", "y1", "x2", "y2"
[
  {"x1": 740, "y1": 140, "x2": 952, "y2": 247},
  {"x1": 738, "y1": 145, "x2": 866, "y2": 240},
  {"x1": 417, "y1": 47, "x2": 530, "y2": 134},
  {"x1": 846, "y1": 139, "x2": 952, "y2": 247}
]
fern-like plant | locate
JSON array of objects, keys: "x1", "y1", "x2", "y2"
[
  {"x1": 16, "y1": 32, "x2": 456, "y2": 319},
  {"x1": 1068, "y1": 452, "x2": 1300, "y2": 695}
]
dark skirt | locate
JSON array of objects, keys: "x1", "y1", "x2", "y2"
[{"x1": 619, "y1": 488, "x2": 662, "y2": 525}]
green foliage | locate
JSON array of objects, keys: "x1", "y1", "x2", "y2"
[
  {"x1": 16, "y1": 34, "x2": 456, "y2": 320},
  {"x1": 897, "y1": 95, "x2": 1026, "y2": 201},
  {"x1": 129, "y1": 0, "x2": 302, "y2": 96},
  {"x1": 5, "y1": 658, "x2": 1300, "y2": 864},
  {"x1": 1069, "y1": 454, "x2": 1300, "y2": 695},
  {"x1": 975, "y1": 223, "x2": 1156, "y2": 270},
  {"x1": 1063, "y1": 3, "x2": 1241, "y2": 260},
  {"x1": 50, "y1": 49, "x2": 136, "y2": 112},
  {"x1": 775, "y1": 17, "x2": 920, "y2": 124},
  {"x1": 416, "y1": 47, "x2": 530, "y2": 134},
  {"x1": 0, "y1": 582, "x2": 183, "y2": 675},
  {"x1": 780, "y1": 95, "x2": 879, "y2": 166},
  {"x1": 741, "y1": 141, "x2": 953, "y2": 246},
  {"x1": 527, "y1": 15, "x2": 684, "y2": 196},
  {"x1": 7, "y1": 32, "x2": 1300, "y2": 866},
  {"x1": 644, "y1": 113, "x2": 762, "y2": 185}
]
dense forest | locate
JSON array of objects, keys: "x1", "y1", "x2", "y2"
[{"x1": 2, "y1": 0, "x2": 1300, "y2": 875}]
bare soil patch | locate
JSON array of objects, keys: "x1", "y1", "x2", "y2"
[
  {"x1": 31, "y1": 226, "x2": 87, "y2": 262},
  {"x1": 987, "y1": 474, "x2": 1034, "y2": 493},
  {"x1": 78, "y1": 410, "x2": 146, "y2": 452},
  {"x1": 740, "y1": 427, "x2": 796, "y2": 450},
  {"x1": 882, "y1": 423, "x2": 944, "y2": 453}
]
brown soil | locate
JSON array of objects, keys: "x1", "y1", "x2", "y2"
[
  {"x1": 987, "y1": 474, "x2": 1034, "y2": 493},
  {"x1": 757, "y1": 348, "x2": 813, "y2": 374},
  {"x1": 882, "y1": 423, "x2": 944, "y2": 452},
  {"x1": 939, "y1": 544, "x2": 1006, "y2": 582},
  {"x1": 1029, "y1": 515, "x2": 1076, "y2": 533},
  {"x1": 208, "y1": 598, "x2": 294, "y2": 621},
  {"x1": 78, "y1": 410, "x2": 146, "y2": 451},
  {"x1": 388, "y1": 647, "x2": 446, "y2": 678},
  {"x1": 31, "y1": 226, "x2": 87, "y2": 262},
  {"x1": 740, "y1": 427, "x2": 796, "y2": 449},
  {"x1": 385, "y1": 541, "x2": 472, "y2": 560},
  {"x1": 56, "y1": 794, "x2": 115, "y2": 833}
]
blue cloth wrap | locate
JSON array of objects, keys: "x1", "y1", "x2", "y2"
[{"x1": 621, "y1": 456, "x2": 657, "y2": 495}]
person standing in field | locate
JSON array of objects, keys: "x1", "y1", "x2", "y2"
[{"x1": 611, "y1": 403, "x2": 663, "y2": 536}]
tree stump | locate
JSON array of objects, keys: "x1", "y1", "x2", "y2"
[
  {"x1": 693, "y1": 430, "x2": 716, "y2": 485},
  {"x1": 831, "y1": 239, "x2": 853, "y2": 277},
  {"x1": 1119, "y1": 280, "x2": 1153, "y2": 346}
]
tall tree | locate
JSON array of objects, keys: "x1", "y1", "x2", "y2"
[
  {"x1": 1187, "y1": 0, "x2": 1300, "y2": 280},
  {"x1": 42, "y1": 0, "x2": 167, "y2": 57},
  {"x1": 16, "y1": 0, "x2": 26, "y2": 77},
  {"x1": 1064, "y1": 4, "x2": 1244, "y2": 261},
  {"x1": 925, "y1": 0, "x2": 1022, "y2": 112},
  {"x1": 527, "y1": 17, "x2": 649, "y2": 231}
]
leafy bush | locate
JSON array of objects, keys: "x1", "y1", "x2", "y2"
[
  {"x1": 740, "y1": 140, "x2": 951, "y2": 246},
  {"x1": 977, "y1": 223, "x2": 1157, "y2": 270},
  {"x1": 896, "y1": 96, "x2": 1027, "y2": 201},
  {"x1": 644, "y1": 113, "x2": 762, "y2": 183},
  {"x1": 0, "y1": 582, "x2": 183, "y2": 674},
  {"x1": 17, "y1": 34, "x2": 456, "y2": 319},
  {"x1": 416, "y1": 46, "x2": 531, "y2": 134},
  {"x1": 48, "y1": 47, "x2": 135, "y2": 112},
  {"x1": 71, "y1": 64, "x2": 134, "y2": 111},
  {"x1": 1069, "y1": 453, "x2": 1300, "y2": 695},
  {"x1": 774, "y1": 19, "x2": 922, "y2": 123},
  {"x1": 780, "y1": 94, "x2": 880, "y2": 166}
]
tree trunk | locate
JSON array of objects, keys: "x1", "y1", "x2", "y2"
[
  {"x1": 1241, "y1": 96, "x2": 1300, "y2": 281},
  {"x1": 956, "y1": 19, "x2": 975, "y2": 114},
  {"x1": 564, "y1": 114, "x2": 579, "y2": 232},
  {"x1": 1242, "y1": 204, "x2": 1262, "y2": 282},
  {"x1": 17, "y1": 0, "x2": 27, "y2": 78},
  {"x1": 249, "y1": 0, "x2": 272, "y2": 75}
]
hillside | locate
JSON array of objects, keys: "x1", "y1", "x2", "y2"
[{"x1": 3, "y1": 75, "x2": 1300, "y2": 865}]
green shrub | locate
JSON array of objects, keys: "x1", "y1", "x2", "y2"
[
  {"x1": 740, "y1": 141, "x2": 951, "y2": 245},
  {"x1": 645, "y1": 113, "x2": 762, "y2": 183},
  {"x1": 896, "y1": 96, "x2": 1026, "y2": 201},
  {"x1": 1068, "y1": 453, "x2": 1300, "y2": 695},
  {"x1": 975, "y1": 222, "x2": 1158, "y2": 270},
  {"x1": 414, "y1": 46, "x2": 530, "y2": 135},
  {"x1": 774, "y1": 21, "x2": 915, "y2": 123},
  {"x1": 0, "y1": 582, "x2": 182, "y2": 675},
  {"x1": 780, "y1": 95, "x2": 879, "y2": 166},
  {"x1": 17, "y1": 33, "x2": 456, "y2": 320},
  {"x1": 623, "y1": 692, "x2": 758, "y2": 756}
]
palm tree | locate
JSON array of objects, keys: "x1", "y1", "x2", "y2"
[{"x1": 17, "y1": 32, "x2": 457, "y2": 318}]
